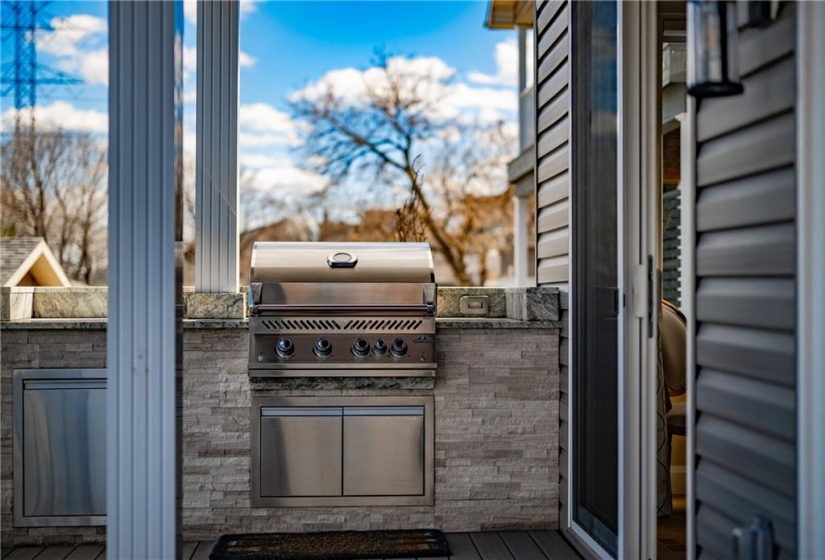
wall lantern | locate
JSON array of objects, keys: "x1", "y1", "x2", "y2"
[{"x1": 687, "y1": 0, "x2": 744, "y2": 98}]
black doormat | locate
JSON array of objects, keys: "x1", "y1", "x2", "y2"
[{"x1": 209, "y1": 529, "x2": 450, "y2": 560}]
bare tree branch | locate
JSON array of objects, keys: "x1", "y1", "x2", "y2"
[
  {"x1": 1, "y1": 130, "x2": 108, "y2": 284},
  {"x1": 288, "y1": 52, "x2": 515, "y2": 285}
]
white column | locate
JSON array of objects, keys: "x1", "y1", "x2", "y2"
[
  {"x1": 513, "y1": 194, "x2": 528, "y2": 286},
  {"x1": 107, "y1": 1, "x2": 182, "y2": 557},
  {"x1": 196, "y1": 0, "x2": 240, "y2": 293},
  {"x1": 797, "y1": 2, "x2": 825, "y2": 557}
]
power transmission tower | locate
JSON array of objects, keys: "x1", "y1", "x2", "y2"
[{"x1": 1, "y1": 0, "x2": 83, "y2": 134}]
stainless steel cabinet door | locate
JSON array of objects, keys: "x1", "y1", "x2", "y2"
[
  {"x1": 343, "y1": 407, "x2": 424, "y2": 496},
  {"x1": 22, "y1": 379, "x2": 107, "y2": 519},
  {"x1": 259, "y1": 407, "x2": 343, "y2": 497}
]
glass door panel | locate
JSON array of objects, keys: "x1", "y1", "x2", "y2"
[{"x1": 571, "y1": 0, "x2": 619, "y2": 555}]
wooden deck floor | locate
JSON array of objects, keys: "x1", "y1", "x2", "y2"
[{"x1": 1, "y1": 531, "x2": 581, "y2": 560}]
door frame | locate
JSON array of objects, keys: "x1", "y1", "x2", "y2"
[
  {"x1": 797, "y1": 2, "x2": 825, "y2": 557},
  {"x1": 678, "y1": 102, "x2": 697, "y2": 560},
  {"x1": 618, "y1": 1, "x2": 660, "y2": 558}
]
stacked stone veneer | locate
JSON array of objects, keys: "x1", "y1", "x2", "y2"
[
  {"x1": 0, "y1": 324, "x2": 559, "y2": 545},
  {"x1": 0, "y1": 328, "x2": 108, "y2": 546}
]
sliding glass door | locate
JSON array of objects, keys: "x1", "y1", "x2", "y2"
[{"x1": 571, "y1": 0, "x2": 619, "y2": 556}]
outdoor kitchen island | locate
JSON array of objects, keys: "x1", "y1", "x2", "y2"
[{"x1": 0, "y1": 287, "x2": 561, "y2": 546}]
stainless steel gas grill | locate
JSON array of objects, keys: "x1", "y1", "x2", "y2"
[{"x1": 248, "y1": 242, "x2": 437, "y2": 377}]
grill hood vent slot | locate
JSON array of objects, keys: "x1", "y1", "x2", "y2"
[{"x1": 259, "y1": 318, "x2": 426, "y2": 332}]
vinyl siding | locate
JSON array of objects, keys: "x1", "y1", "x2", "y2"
[
  {"x1": 534, "y1": 0, "x2": 570, "y2": 525},
  {"x1": 693, "y1": 5, "x2": 797, "y2": 558},
  {"x1": 535, "y1": 0, "x2": 570, "y2": 287}
]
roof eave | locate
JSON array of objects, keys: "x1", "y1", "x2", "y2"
[{"x1": 485, "y1": 0, "x2": 533, "y2": 29}]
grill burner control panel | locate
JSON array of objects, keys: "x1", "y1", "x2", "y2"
[
  {"x1": 274, "y1": 336, "x2": 410, "y2": 359},
  {"x1": 248, "y1": 317, "x2": 436, "y2": 377}
]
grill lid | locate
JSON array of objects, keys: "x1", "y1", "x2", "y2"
[
  {"x1": 250, "y1": 242, "x2": 434, "y2": 284},
  {"x1": 249, "y1": 242, "x2": 436, "y2": 315}
]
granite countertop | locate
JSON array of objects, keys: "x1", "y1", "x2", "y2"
[
  {"x1": 1, "y1": 318, "x2": 109, "y2": 330},
  {"x1": 1, "y1": 317, "x2": 560, "y2": 330},
  {"x1": 436, "y1": 318, "x2": 560, "y2": 329}
]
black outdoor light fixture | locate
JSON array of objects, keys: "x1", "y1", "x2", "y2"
[{"x1": 687, "y1": 0, "x2": 744, "y2": 98}]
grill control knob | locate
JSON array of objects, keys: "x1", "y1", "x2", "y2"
[
  {"x1": 373, "y1": 338, "x2": 388, "y2": 356},
  {"x1": 390, "y1": 338, "x2": 408, "y2": 357},
  {"x1": 352, "y1": 337, "x2": 370, "y2": 357},
  {"x1": 275, "y1": 337, "x2": 294, "y2": 358},
  {"x1": 314, "y1": 337, "x2": 332, "y2": 358}
]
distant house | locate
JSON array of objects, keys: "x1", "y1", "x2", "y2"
[
  {"x1": 0, "y1": 237, "x2": 71, "y2": 287},
  {"x1": 484, "y1": 0, "x2": 536, "y2": 287}
]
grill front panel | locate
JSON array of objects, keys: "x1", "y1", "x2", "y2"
[{"x1": 248, "y1": 242, "x2": 437, "y2": 378}]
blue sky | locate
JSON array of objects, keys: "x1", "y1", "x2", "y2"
[
  {"x1": 239, "y1": 2, "x2": 513, "y2": 103},
  {"x1": 1, "y1": 0, "x2": 519, "y2": 226}
]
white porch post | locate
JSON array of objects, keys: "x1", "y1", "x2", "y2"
[
  {"x1": 513, "y1": 194, "x2": 528, "y2": 286},
  {"x1": 195, "y1": 0, "x2": 240, "y2": 293},
  {"x1": 107, "y1": 1, "x2": 183, "y2": 557},
  {"x1": 797, "y1": 1, "x2": 825, "y2": 557}
]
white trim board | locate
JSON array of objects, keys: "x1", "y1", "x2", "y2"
[
  {"x1": 678, "y1": 100, "x2": 698, "y2": 560},
  {"x1": 797, "y1": 2, "x2": 825, "y2": 557}
]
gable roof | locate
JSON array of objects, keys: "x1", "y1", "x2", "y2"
[{"x1": 1, "y1": 237, "x2": 72, "y2": 287}]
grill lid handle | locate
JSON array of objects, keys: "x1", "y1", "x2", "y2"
[{"x1": 327, "y1": 251, "x2": 358, "y2": 268}]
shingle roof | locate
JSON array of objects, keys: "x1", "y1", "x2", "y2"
[{"x1": 1, "y1": 237, "x2": 46, "y2": 286}]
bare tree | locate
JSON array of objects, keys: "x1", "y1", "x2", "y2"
[
  {"x1": 1, "y1": 130, "x2": 107, "y2": 284},
  {"x1": 289, "y1": 51, "x2": 516, "y2": 285}
]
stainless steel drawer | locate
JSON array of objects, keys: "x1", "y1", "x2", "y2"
[
  {"x1": 14, "y1": 369, "x2": 107, "y2": 527},
  {"x1": 343, "y1": 407, "x2": 424, "y2": 496},
  {"x1": 259, "y1": 407, "x2": 342, "y2": 497}
]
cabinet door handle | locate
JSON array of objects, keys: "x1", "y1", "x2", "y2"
[{"x1": 344, "y1": 407, "x2": 424, "y2": 417}]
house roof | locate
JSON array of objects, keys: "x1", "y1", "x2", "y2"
[
  {"x1": 484, "y1": 0, "x2": 533, "y2": 29},
  {"x1": 1, "y1": 237, "x2": 72, "y2": 287}
]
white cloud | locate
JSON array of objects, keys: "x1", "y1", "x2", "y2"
[
  {"x1": 183, "y1": 129, "x2": 197, "y2": 156},
  {"x1": 291, "y1": 56, "x2": 455, "y2": 106},
  {"x1": 38, "y1": 14, "x2": 108, "y2": 86},
  {"x1": 51, "y1": 47, "x2": 108, "y2": 86},
  {"x1": 239, "y1": 132, "x2": 300, "y2": 148},
  {"x1": 1, "y1": 102, "x2": 108, "y2": 134},
  {"x1": 448, "y1": 83, "x2": 517, "y2": 116},
  {"x1": 240, "y1": 0, "x2": 259, "y2": 18},
  {"x1": 290, "y1": 54, "x2": 516, "y2": 125},
  {"x1": 242, "y1": 165, "x2": 328, "y2": 197},
  {"x1": 467, "y1": 38, "x2": 519, "y2": 87},
  {"x1": 184, "y1": 45, "x2": 197, "y2": 75},
  {"x1": 184, "y1": 0, "x2": 198, "y2": 25},
  {"x1": 72, "y1": 47, "x2": 108, "y2": 86},
  {"x1": 239, "y1": 103, "x2": 293, "y2": 132},
  {"x1": 239, "y1": 51, "x2": 256, "y2": 68},
  {"x1": 183, "y1": 103, "x2": 304, "y2": 153},
  {"x1": 239, "y1": 153, "x2": 292, "y2": 169},
  {"x1": 238, "y1": 103, "x2": 304, "y2": 147},
  {"x1": 39, "y1": 14, "x2": 107, "y2": 57}
]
